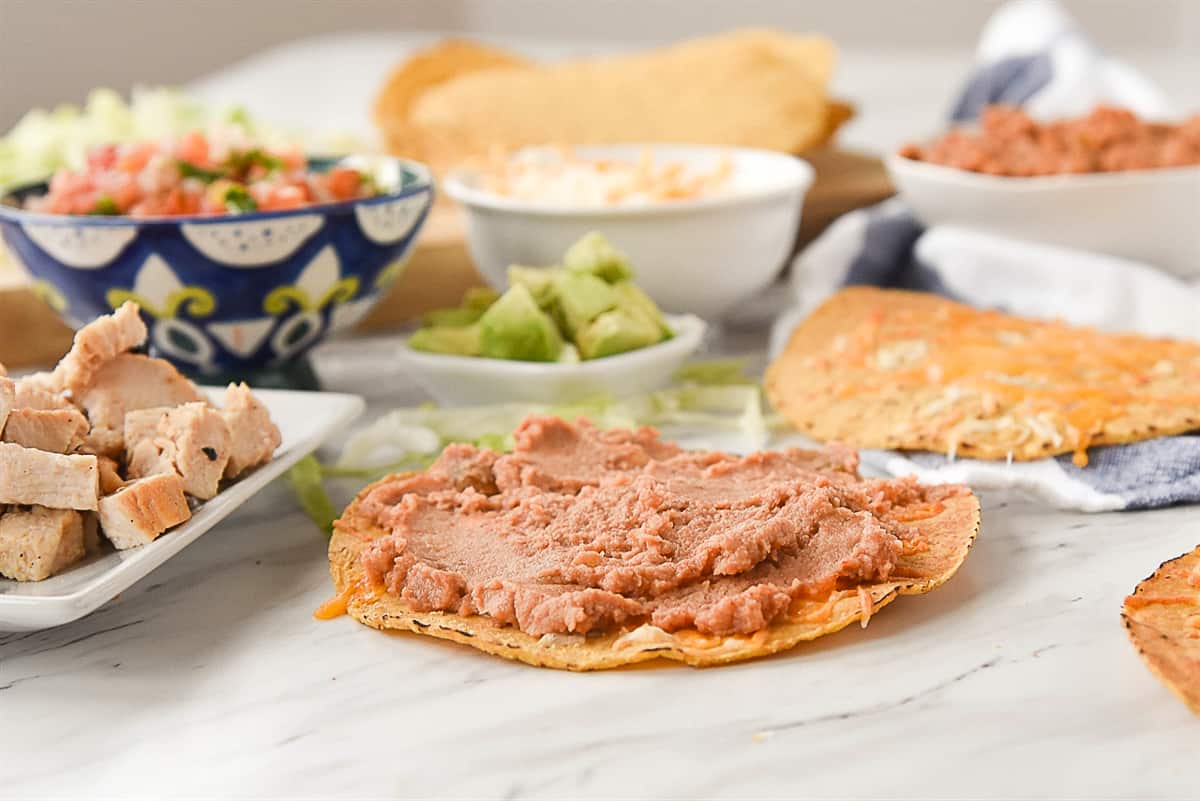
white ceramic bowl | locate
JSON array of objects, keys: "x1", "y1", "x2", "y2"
[
  {"x1": 886, "y1": 153, "x2": 1200, "y2": 279},
  {"x1": 398, "y1": 314, "x2": 706, "y2": 406},
  {"x1": 443, "y1": 145, "x2": 813, "y2": 319}
]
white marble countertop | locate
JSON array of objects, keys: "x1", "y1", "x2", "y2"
[{"x1": 2, "y1": 332, "x2": 1199, "y2": 800}]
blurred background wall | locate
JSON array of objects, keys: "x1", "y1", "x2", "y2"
[{"x1": 2, "y1": 0, "x2": 1198, "y2": 130}]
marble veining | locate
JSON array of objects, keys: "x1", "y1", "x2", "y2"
[{"x1": 1, "y1": 331, "x2": 1199, "y2": 800}]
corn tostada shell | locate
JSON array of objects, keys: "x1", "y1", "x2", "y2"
[
  {"x1": 327, "y1": 472, "x2": 980, "y2": 671},
  {"x1": 765, "y1": 287, "x2": 1200, "y2": 464},
  {"x1": 1123, "y1": 546, "x2": 1200, "y2": 716}
]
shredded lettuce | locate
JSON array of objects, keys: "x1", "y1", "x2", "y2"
[
  {"x1": 285, "y1": 455, "x2": 337, "y2": 535},
  {"x1": 673, "y1": 359, "x2": 756, "y2": 386}
]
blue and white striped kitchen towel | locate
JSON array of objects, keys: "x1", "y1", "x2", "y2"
[{"x1": 770, "y1": 0, "x2": 1197, "y2": 512}]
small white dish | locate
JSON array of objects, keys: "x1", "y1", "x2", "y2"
[
  {"x1": 886, "y1": 153, "x2": 1200, "y2": 279},
  {"x1": 443, "y1": 145, "x2": 813, "y2": 319},
  {"x1": 398, "y1": 313, "x2": 706, "y2": 406},
  {"x1": 0, "y1": 388, "x2": 365, "y2": 631}
]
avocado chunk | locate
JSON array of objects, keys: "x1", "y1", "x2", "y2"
[
  {"x1": 462, "y1": 286, "x2": 501, "y2": 311},
  {"x1": 557, "y1": 343, "x2": 581, "y2": 364},
  {"x1": 556, "y1": 271, "x2": 619, "y2": 339},
  {"x1": 421, "y1": 285, "x2": 500, "y2": 327},
  {"x1": 408, "y1": 323, "x2": 482, "y2": 356},
  {"x1": 422, "y1": 306, "x2": 485, "y2": 328},
  {"x1": 563, "y1": 232, "x2": 633, "y2": 284},
  {"x1": 611, "y1": 280, "x2": 673, "y2": 338},
  {"x1": 478, "y1": 284, "x2": 563, "y2": 362},
  {"x1": 576, "y1": 307, "x2": 663, "y2": 360},
  {"x1": 507, "y1": 265, "x2": 561, "y2": 309}
]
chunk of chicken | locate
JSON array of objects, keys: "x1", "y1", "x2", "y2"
[
  {"x1": 96, "y1": 455, "x2": 124, "y2": 495},
  {"x1": 14, "y1": 373, "x2": 75, "y2": 411},
  {"x1": 2, "y1": 408, "x2": 89, "y2": 453},
  {"x1": 125, "y1": 403, "x2": 231, "y2": 500},
  {"x1": 0, "y1": 506, "x2": 86, "y2": 581},
  {"x1": 221, "y1": 383, "x2": 281, "y2": 478},
  {"x1": 0, "y1": 376, "x2": 13, "y2": 433},
  {"x1": 98, "y1": 473, "x2": 191, "y2": 550},
  {"x1": 52, "y1": 301, "x2": 147, "y2": 393},
  {"x1": 82, "y1": 511, "x2": 102, "y2": 554},
  {"x1": 0, "y1": 443, "x2": 98, "y2": 510},
  {"x1": 77, "y1": 353, "x2": 205, "y2": 457}
]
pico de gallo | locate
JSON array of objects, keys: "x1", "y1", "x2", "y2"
[{"x1": 25, "y1": 130, "x2": 380, "y2": 217}]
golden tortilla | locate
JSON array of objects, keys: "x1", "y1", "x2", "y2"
[
  {"x1": 765, "y1": 287, "x2": 1200, "y2": 465},
  {"x1": 1123, "y1": 546, "x2": 1200, "y2": 716},
  {"x1": 326, "y1": 472, "x2": 980, "y2": 671},
  {"x1": 374, "y1": 30, "x2": 844, "y2": 173},
  {"x1": 373, "y1": 39, "x2": 533, "y2": 169}
]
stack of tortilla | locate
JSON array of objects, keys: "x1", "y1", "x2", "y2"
[{"x1": 373, "y1": 30, "x2": 852, "y2": 173}]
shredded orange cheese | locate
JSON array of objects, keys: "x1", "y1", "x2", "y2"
[
  {"x1": 313, "y1": 586, "x2": 355, "y2": 620},
  {"x1": 1124, "y1": 594, "x2": 1197, "y2": 610},
  {"x1": 840, "y1": 298, "x2": 1200, "y2": 464},
  {"x1": 856, "y1": 586, "x2": 875, "y2": 629}
]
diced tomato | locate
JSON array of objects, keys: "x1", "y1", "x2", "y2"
[
  {"x1": 258, "y1": 184, "x2": 308, "y2": 211},
  {"x1": 175, "y1": 131, "x2": 211, "y2": 168},
  {"x1": 277, "y1": 147, "x2": 305, "y2": 171},
  {"x1": 324, "y1": 168, "x2": 362, "y2": 200},
  {"x1": 87, "y1": 144, "x2": 119, "y2": 171},
  {"x1": 117, "y1": 143, "x2": 156, "y2": 174}
]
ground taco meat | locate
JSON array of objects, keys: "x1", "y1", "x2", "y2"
[
  {"x1": 358, "y1": 416, "x2": 966, "y2": 638},
  {"x1": 900, "y1": 104, "x2": 1200, "y2": 176}
]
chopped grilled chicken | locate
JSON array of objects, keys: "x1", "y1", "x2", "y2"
[
  {"x1": 2, "y1": 408, "x2": 89, "y2": 453},
  {"x1": 125, "y1": 403, "x2": 231, "y2": 500},
  {"x1": 96, "y1": 455, "x2": 124, "y2": 495},
  {"x1": 0, "y1": 443, "x2": 98, "y2": 510},
  {"x1": 0, "y1": 506, "x2": 86, "y2": 581},
  {"x1": 221, "y1": 383, "x2": 281, "y2": 478},
  {"x1": 78, "y1": 353, "x2": 205, "y2": 457},
  {"x1": 52, "y1": 301, "x2": 147, "y2": 393},
  {"x1": 0, "y1": 376, "x2": 13, "y2": 434},
  {"x1": 81, "y1": 511, "x2": 102, "y2": 554},
  {"x1": 98, "y1": 473, "x2": 191, "y2": 550},
  {"x1": 123, "y1": 406, "x2": 169, "y2": 447},
  {"x1": 14, "y1": 373, "x2": 75, "y2": 411}
]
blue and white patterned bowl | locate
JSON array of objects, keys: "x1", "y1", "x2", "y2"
[{"x1": 0, "y1": 156, "x2": 434, "y2": 377}]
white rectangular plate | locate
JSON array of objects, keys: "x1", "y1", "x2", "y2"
[{"x1": 0, "y1": 387, "x2": 364, "y2": 631}]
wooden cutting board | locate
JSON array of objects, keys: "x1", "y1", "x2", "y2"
[{"x1": 0, "y1": 148, "x2": 891, "y2": 366}]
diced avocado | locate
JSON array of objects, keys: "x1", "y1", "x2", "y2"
[
  {"x1": 557, "y1": 271, "x2": 619, "y2": 339},
  {"x1": 478, "y1": 284, "x2": 563, "y2": 362},
  {"x1": 563, "y1": 232, "x2": 633, "y2": 284},
  {"x1": 408, "y1": 323, "x2": 482, "y2": 356},
  {"x1": 507, "y1": 265, "x2": 561, "y2": 309},
  {"x1": 422, "y1": 305, "x2": 484, "y2": 328},
  {"x1": 420, "y1": 286, "x2": 500, "y2": 327},
  {"x1": 576, "y1": 307, "x2": 663, "y2": 360},
  {"x1": 462, "y1": 286, "x2": 500, "y2": 311},
  {"x1": 611, "y1": 280, "x2": 673, "y2": 338},
  {"x1": 557, "y1": 343, "x2": 581, "y2": 364}
]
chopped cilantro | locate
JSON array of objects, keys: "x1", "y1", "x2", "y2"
[
  {"x1": 177, "y1": 160, "x2": 224, "y2": 183},
  {"x1": 91, "y1": 194, "x2": 120, "y2": 215},
  {"x1": 222, "y1": 185, "x2": 258, "y2": 214},
  {"x1": 225, "y1": 148, "x2": 284, "y2": 176}
]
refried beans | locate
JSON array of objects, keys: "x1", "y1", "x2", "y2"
[
  {"x1": 358, "y1": 416, "x2": 966, "y2": 638},
  {"x1": 900, "y1": 104, "x2": 1200, "y2": 176}
]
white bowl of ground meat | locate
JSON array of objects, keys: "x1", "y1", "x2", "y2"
[{"x1": 888, "y1": 105, "x2": 1200, "y2": 279}]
